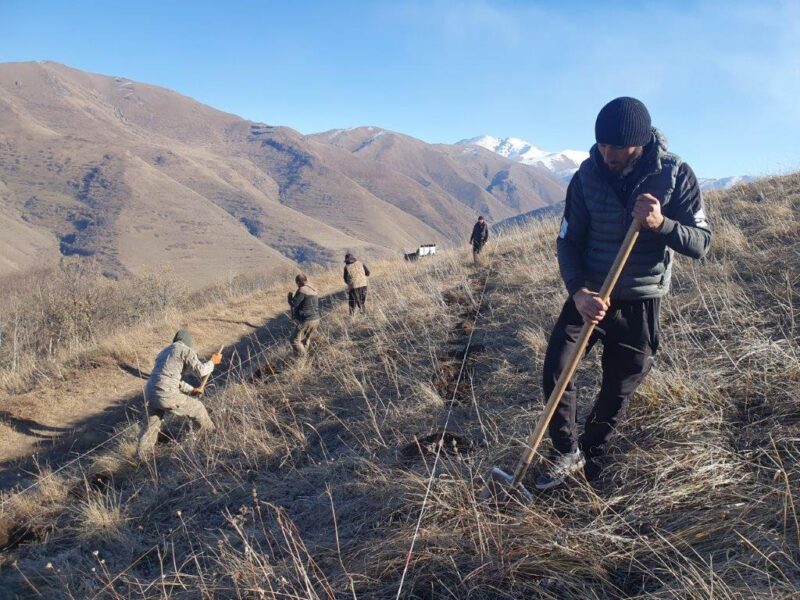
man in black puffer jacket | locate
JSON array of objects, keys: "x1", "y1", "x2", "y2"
[{"x1": 535, "y1": 97, "x2": 712, "y2": 490}]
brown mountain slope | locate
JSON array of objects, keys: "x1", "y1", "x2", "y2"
[
  {"x1": 310, "y1": 126, "x2": 565, "y2": 222},
  {"x1": 0, "y1": 62, "x2": 565, "y2": 285},
  {"x1": 0, "y1": 203, "x2": 59, "y2": 274}
]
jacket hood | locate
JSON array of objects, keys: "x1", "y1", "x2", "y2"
[
  {"x1": 172, "y1": 329, "x2": 193, "y2": 348},
  {"x1": 298, "y1": 285, "x2": 318, "y2": 296}
]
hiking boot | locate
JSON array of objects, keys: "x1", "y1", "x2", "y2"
[
  {"x1": 534, "y1": 449, "x2": 586, "y2": 490},
  {"x1": 584, "y1": 456, "x2": 603, "y2": 482},
  {"x1": 580, "y1": 444, "x2": 604, "y2": 483}
]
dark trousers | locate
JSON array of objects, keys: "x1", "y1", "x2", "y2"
[
  {"x1": 472, "y1": 241, "x2": 487, "y2": 266},
  {"x1": 348, "y1": 286, "x2": 367, "y2": 315},
  {"x1": 541, "y1": 297, "x2": 660, "y2": 456}
]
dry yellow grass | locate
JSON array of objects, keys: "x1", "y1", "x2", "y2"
[{"x1": 0, "y1": 173, "x2": 798, "y2": 598}]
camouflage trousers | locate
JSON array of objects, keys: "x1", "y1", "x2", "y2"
[{"x1": 136, "y1": 392, "x2": 214, "y2": 461}]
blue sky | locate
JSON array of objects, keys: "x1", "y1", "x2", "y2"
[{"x1": 1, "y1": 0, "x2": 798, "y2": 178}]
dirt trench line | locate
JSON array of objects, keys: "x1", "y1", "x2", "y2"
[{"x1": 404, "y1": 257, "x2": 504, "y2": 461}]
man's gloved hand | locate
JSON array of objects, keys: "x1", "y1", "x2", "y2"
[
  {"x1": 573, "y1": 288, "x2": 609, "y2": 325},
  {"x1": 210, "y1": 353, "x2": 223, "y2": 365},
  {"x1": 190, "y1": 387, "x2": 203, "y2": 396},
  {"x1": 287, "y1": 291, "x2": 294, "y2": 304}
]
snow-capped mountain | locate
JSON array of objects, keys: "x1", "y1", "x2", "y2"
[
  {"x1": 460, "y1": 135, "x2": 753, "y2": 191},
  {"x1": 698, "y1": 176, "x2": 755, "y2": 192},
  {"x1": 457, "y1": 135, "x2": 588, "y2": 181}
]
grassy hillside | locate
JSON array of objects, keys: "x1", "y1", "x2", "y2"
[{"x1": 0, "y1": 174, "x2": 798, "y2": 598}]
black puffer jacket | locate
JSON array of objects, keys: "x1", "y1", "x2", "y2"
[{"x1": 557, "y1": 129, "x2": 711, "y2": 300}]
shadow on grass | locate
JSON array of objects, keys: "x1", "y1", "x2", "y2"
[
  {"x1": 116, "y1": 361, "x2": 150, "y2": 380},
  {"x1": 0, "y1": 411, "x2": 69, "y2": 439},
  {"x1": 205, "y1": 317, "x2": 262, "y2": 329}
]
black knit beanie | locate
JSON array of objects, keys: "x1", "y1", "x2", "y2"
[{"x1": 595, "y1": 97, "x2": 652, "y2": 147}]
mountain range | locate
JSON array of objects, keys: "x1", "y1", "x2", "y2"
[
  {"x1": 457, "y1": 135, "x2": 588, "y2": 181},
  {"x1": 0, "y1": 62, "x2": 757, "y2": 287},
  {"x1": 458, "y1": 135, "x2": 753, "y2": 191},
  {"x1": 697, "y1": 175, "x2": 755, "y2": 191},
  {"x1": 0, "y1": 62, "x2": 565, "y2": 286}
]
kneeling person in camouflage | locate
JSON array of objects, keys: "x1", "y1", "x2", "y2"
[{"x1": 136, "y1": 329, "x2": 222, "y2": 460}]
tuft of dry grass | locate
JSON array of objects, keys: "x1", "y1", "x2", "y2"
[
  {"x1": 72, "y1": 486, "x2": 129, "y2": 542},
  {"x1": 0, "y1": 173, "x2": 798, "y2": 598}
]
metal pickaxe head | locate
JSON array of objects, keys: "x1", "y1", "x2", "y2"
[{"x1": 479, "y1": 467, "x2": 534, "y2": 505}]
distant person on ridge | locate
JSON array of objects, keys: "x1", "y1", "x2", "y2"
[
  {"x1": 535, "y1": 96, "x2": 712, "y2": 490},
  {"x1": 469, "y1": 216, "x2": 489, "y2": 265},
  {"x1": 136, "y1": 329, "x2": 222, "y2": 461},
  {"x1": 288, "y1": 273, "x2": 321, "y2": 357},
  {"x1": 343, "y1": 252, "x2": 370, "y2": 315}
]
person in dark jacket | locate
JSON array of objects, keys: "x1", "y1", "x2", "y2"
[
  {"x1": 469, "y1": 216, "x2": 489, "y2": 265},
  {"x1": 535, "y1": 97, "x2": 712, "y2": 490},
  {"x1": 343, "y1": 253, "x2": 370, "y2": 315},
  {"x1": 288, "y1": 273, "x2": 321, "y2": 356}
]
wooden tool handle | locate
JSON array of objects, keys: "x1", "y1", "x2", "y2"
[
  {"x1": 196, "y1": 345, "x2": 224, "y2": 396},
  {"x1": 511, "y1": 220, "x2": 642, "y2": 487}
]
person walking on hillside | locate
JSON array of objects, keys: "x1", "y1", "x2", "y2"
[
  {"x1": 343, "y1": 252, "x2": 370, "y2": 315},
  {"x1": 469, "y1": 216, "x2": 489, "y2": 265},
  {"x1": 535, "y1": 96, "x2": 712, "y2": 490},
  {"x1": 288, "y1": 273, "x2": 321, "y2": 357},
  {"x1": 136, "y1": 329, "x2": 222, "y2": 461}
]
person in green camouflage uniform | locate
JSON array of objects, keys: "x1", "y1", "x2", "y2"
[{"x1": 136, "y1": 329, "x2": 221, "y2": 461}]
